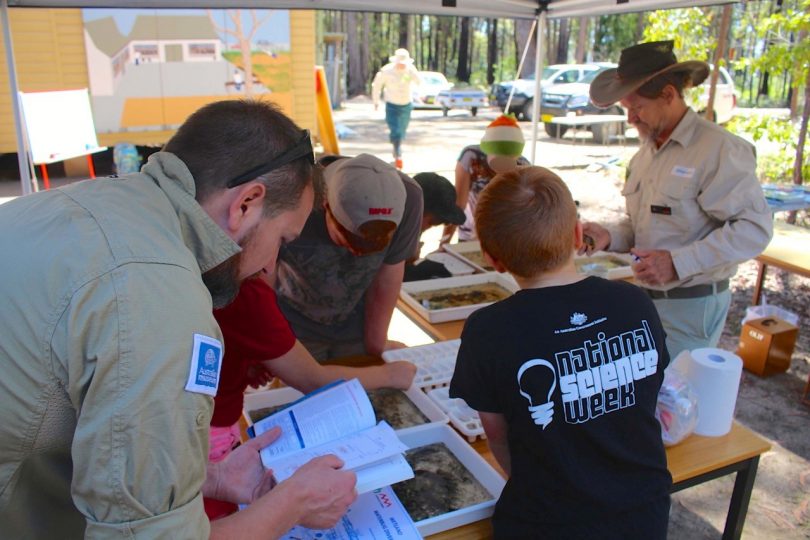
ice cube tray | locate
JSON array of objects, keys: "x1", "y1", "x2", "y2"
[{"x1": 382, "y1": 339, "x2": 460, "y2": 389}]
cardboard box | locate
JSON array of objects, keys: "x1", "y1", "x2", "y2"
[{"x1": 737, "y1": 317, "x2": 798, "y2": 376}]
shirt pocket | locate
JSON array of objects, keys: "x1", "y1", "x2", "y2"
[
  {"x1": 653, "y1": 176, "x2": 702, "y2": 234},
  {"x1": 621, "y1": 174, "x2": 642, "y2": 213}
]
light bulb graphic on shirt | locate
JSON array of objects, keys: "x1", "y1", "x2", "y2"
[{"x1": 517, "y1": 359, "x2": 557, "y2": 430}]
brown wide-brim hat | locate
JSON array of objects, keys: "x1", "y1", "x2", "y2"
[{"x1": 590, "y1": 40, "x2": 709, "y2": 108}]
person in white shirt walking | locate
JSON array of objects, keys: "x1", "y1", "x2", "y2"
[{"x1": 371, "y1": 48, "x2": 421, "y2": 170}]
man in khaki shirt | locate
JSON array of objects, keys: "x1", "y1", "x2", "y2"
[
  {"x1": 0, "y1": 101, "x2": 356, "y2": 538},
  {"x1": 582, "y1": 41, "x2": 772, "y2": 357}
]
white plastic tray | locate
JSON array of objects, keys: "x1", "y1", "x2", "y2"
[
  {"x1": 574, "y1": 251, "x2": 634, "y2": 280},
  {"x1": 400, "y1": 273, "x2": 518, "y2": 323},
  {"x1": 443, "y1": 241, "x2": 492, "y2": 273},
  {"x1": 242, "y1": 384, "x2": 448, "y2": 428},
  {"x1": 382, "y1": 339, "x2": 461, "y2": 389},
  {"x1": 426, "y1": 386, "x2": 484, "y2": 442},
  {"x1": 395, "y1": 423, "x2": 505, "y2": 537}
]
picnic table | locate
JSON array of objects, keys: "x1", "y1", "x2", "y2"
[{"x1": 752, "y1": 220, "x2": 810, "y2": 305}]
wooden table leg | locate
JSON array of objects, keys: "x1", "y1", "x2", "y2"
[
  {"x1": 722, "y1": 456, "x2": 760, "y2": 540},
  {"x1": 752, "y1": 260, "x2": 767, "y2": 305}
]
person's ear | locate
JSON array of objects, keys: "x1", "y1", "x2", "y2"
[
  {"x1": 227, "y1": 182, "x2": 266, "y2": 235},
  {"x1": 574, "y1": 220, "x2": 584, "y2": 251},
  {"x1": 483, "y1": 250, "x2": 508, "y2": 273},
  {"x1": 661, "y1": 84, "x2": 677, "y2": 104}
]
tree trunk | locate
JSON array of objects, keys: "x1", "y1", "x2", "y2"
[
  {"x1": 705, "y1": 4, "x2": 732, "y2": 122},
  {"x1": 399, "y1": 14, "x2": 409, "y2": 49},
  {"x1": 786, "y1": 63, "x2": 810, "y2": 224},
  {"x1": 556, "y1": 18, "x2": 570, "y2": 64},
  {"x1": 460, "y1": 17, "x2": 471, "y2": 81},
  {"x1": 758, "y1": 0, "x2": 784, "y2": 105},
  {"x1": 487, "y1": 18, "x2": 498, "y2": 85},
  {"x1": 515, "y1": 18, "x2": 536, "y2": 78},
  {"x1": 635, "y1": 11, "x2": 646, "y2": 42},
  {"x1": 575, "y1": 17, "x2": 588, "y2": 63},
  {"x1": 346, "y1": 13, "x2": 363, "y2": 97}
]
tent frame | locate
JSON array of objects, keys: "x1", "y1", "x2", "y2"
[{"x1": 2, "y1": 0, "x2": 737, "y2": 192}]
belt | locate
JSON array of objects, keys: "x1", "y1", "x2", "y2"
[{"x1": 643, "y1": 279, "x2": 729, "y2": 300}]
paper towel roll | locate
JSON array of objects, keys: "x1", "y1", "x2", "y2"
[{"x1": 681, "y1": 348, "x2": 743, "y2": 437}]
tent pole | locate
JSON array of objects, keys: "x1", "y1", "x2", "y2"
[
  {"x1": 530, "y1": 9, "x2": 546, "y2": 164},
  {"x1": 1, "y1": 0, "x2": 34, "y2": 196}
]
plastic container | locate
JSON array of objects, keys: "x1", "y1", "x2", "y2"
[
  {"x1": 426, "y1": 386, "x2": 485, "y2": 442},
  {"x1": 400, "y1": 273, "x2": 518, "y2": 323},
  {"x1": 395, "y1": 423, "x2": 505, "y2": 537},
  {"x1": 382, "y1": 339, "x2": 460, "y2": 389},
  {"x1": 655, "y1": 368, "x2": 699, "y2": 446}
]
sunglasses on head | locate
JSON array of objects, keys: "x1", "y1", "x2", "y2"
[{"x1": 226, "y1": 129, "x2": 314, "y2": 189}]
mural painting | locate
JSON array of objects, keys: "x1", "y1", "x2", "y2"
[{"x1": 82, "y1": 8, "x2": 292, "y2": 135}]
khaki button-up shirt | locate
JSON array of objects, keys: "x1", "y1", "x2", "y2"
[
  {"x1": 0, "y1": 153, "x2": 240, "y2": 537},
  {"x1": 607, "y1": 108, "x2": 773, "y2": 289}
]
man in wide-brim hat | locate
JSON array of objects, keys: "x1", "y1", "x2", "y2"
[
  {"x1": 580, "y1": 40, "x2": 773, "y2": 358},
  {"x1": 371, "y1": 48, "x2": 422, "y2": 170}
]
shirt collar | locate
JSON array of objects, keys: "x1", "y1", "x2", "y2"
[
  {"x1": 663, "y1": 107, "x2": 699, "y2": 149},
  {"x1": 142, "y1": 152, "x2": 241, "y2": 273}
]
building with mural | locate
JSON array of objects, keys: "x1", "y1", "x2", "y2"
[{"x1": 0, "y1": 8, "x2": 316, "y2": 155}]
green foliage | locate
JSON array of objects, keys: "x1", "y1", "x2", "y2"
[
  {"x1": 592, "y1": 13, "x2": 642, "y2": 61},
  {"x1": 642, "y1": 7, "x2": 715, "y2": 61},
  {"x1": 727, "y1": 114, "x2": 810, "y2": 184},
  {"x1": 735, "y1": 0, "x2": 810, "y2": 95}
]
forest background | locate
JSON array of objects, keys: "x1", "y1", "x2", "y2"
[{"x1": 317, "y1": 0, "x2": 809, "y2": 205}]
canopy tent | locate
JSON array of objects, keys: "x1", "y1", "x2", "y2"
[{"x1": 2, "y1": 0, "x2": 737, "y2": 193}]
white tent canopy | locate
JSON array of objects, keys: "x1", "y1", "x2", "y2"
[
  {"x1": 2, "y1": 0, "x2": 737, "y2": 193},
  {"x1": 6, "y1": 0, "x2": 735, "y2": 19}
]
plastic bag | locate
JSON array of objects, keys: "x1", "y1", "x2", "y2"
[
  {"x1": 742, "y1": 297, "x2": 799, "y2": 326},
  {"x1": 655, "y1": 368, "x2": 699, "y2": 446}
]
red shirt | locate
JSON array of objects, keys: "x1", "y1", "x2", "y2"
[{"x1": 211, "y1": 278, "x2": 296, "y2": 427}]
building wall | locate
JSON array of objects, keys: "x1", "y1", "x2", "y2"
[
  {"x1": 0, "y1": 9, "x2": 88, "y2": 153},
  {"x1": 0, "y1": 8, "x2": 317, "y2": 154}
]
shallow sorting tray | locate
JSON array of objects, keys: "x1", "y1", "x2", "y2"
[
  {"x1": 574, "y1": 251, "x2": 634, "y2": 280},
  {"x1": 426, "y1": 386, "x2": 484, "y2": 442},
  {"x1": 424, "y1": 251, "x2": 476, "y2": 276},
  {"x1": 382, "y1": 339, "x2": 461, "y2": 389},
  {"x1": 242, "y1": 384, "x2": 448, "y2": 429},
  {"x1": 399, "y1": 272, "x2": 518, "y2": 323},
  {"x1": 395, "y1": 423, "x2": 505, "y2": 537},
  {"x1": 442, "y1": 241, "x2": 492, "y2": 273}
]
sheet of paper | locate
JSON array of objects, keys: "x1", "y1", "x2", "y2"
[
  {"x1": 253, "y1": 379, "x2": 376, "y2": 461},
  {"x1": 266, "y1": 421, "x2": 409, "y2": 487},
  {"x1": 280, "y1": 486, "x2": 422, "y2": 540}
]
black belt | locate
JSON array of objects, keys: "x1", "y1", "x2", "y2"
[{"x1": 643, "y1": 279, "x2": 729, "y2": 300}]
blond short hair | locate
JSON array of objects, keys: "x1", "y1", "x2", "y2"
[{"x1": 475, "y1": 166, "x2": 577, "y2": 279}]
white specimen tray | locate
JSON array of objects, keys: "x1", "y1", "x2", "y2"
[
  {"x1": 395, "y1": 423, "x2": 505, "y2": 537},
  {"x1": 425, "y1": 251, "x2": 476, "y2": 275},
  {"x1": 443, "y1": 241, "x2": 492, "y2": 273},
  {"x1": 399, "y1": 273, "x2": 518, "y2": 323},
  {"x1": 426, "y1": 386, "x2": 484, "y2": 442},
  {"x1": 574, "y1": 251, "x2": 634, "y2": 280},
  {"x1": 382, "y1": 339, "x2": 461, "y2": 389},
  {"x1": 242, "y1": 384, "x2": 448, "y2": 428}
]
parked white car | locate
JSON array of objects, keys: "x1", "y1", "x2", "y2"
[
  {"x1": 692, "y1": 65, "x2": 737, "y2": 124},
  {"x1": 492, "y1": 63, "x2": 609, "y2": 119},
  {"x1": 412, "y1": 71, "x2": 453, "y2": 109}
]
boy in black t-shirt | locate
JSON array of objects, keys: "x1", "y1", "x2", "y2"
[{"x1": 449, "y1": 167, "x2": 672, "y2": 540}]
